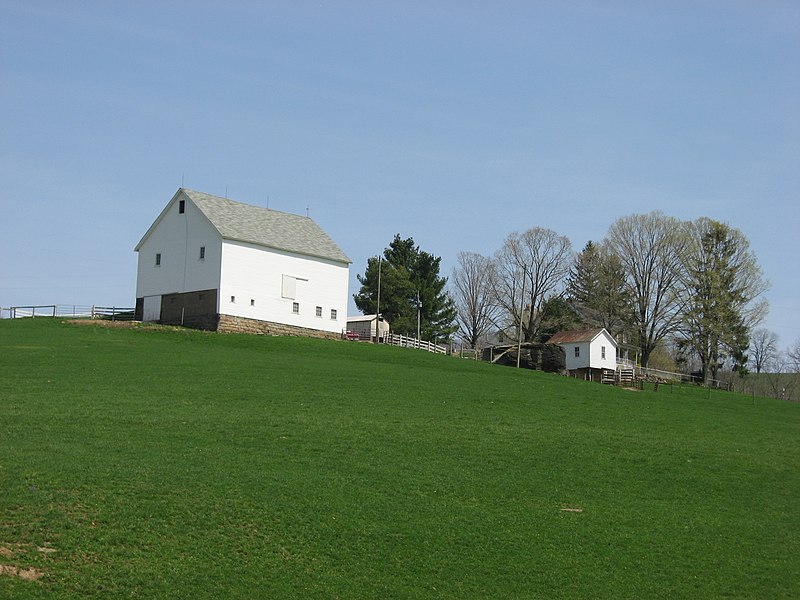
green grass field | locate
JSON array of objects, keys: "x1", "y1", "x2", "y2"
[{"x1": 1, "y1": 318, "x2": 798, "y2": 598}]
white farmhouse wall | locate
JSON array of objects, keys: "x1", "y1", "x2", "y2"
[
  {"x1": 136, "y1": 194, "x2": 222, "y2": 300},
  {"x1": 219, "y1": 240, "x2": 349, "y2": 334},
  {"x1": 559, "y1": 330, "x2": 618, "y2": 371},
  {"x1": 563, "y1": 342, "x2": 590, "y2": 371},
  {"x1": 590, "y1": 330, "x2": 618, "y2": 371}
]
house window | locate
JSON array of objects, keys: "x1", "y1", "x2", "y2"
[
  {"x1": 179, "y1": 199, "x2": 185, "y2": 214},
  {"x1": 601, "y1": 346, "x2": 606, "y2": 359},
  {"x1": 199, "y1": 246, "x2": 205, "y2": 260},
  {"x1": 292, "y1": 302, "x2": 299, "y2": 314},
  {"x1": 574, "y1": 346, "x2": 580, "y2": 358},
  {"x1": 330, "y1": 309, "x2": 337, "y2": 320},
  {"x1": 155, "y1": 252, "x2": 161, "y2": 266},
  {"x1": 250, "y1": 299, "x2": 255, "y2": 306},
  {"x1": 231, "y1": 296, "x2": 235, "y2": 303},
  {"x1": 315, "y1": 306, "x2": 322, "y2": 318}
]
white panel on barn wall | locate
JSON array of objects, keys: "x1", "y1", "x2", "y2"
[
  {"x1": 282, "y1": 275, "x2": 296, "y2": 299},
  {"x1": 142, "y1": 296, "x2": 162, "y2": 322}
]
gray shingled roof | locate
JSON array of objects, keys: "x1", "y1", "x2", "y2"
[{"x1": 183, "y1": 189, "x2": 351, "y2": 264}]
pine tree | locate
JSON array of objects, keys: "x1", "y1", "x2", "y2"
[
  {"x1": 566, "y1": 241, "x2": 632, "y2": 335},
  {"x1": 354, "y1": 235, "x2": 457, "y2": 340},
  {"x1": 680, "y1": 219, "x2": 768, "y2": 382}
]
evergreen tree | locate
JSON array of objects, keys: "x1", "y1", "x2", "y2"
[
  {"x1": 566, "y1": 241, "x2": 633, "y2": 335},
  {"x1": 354, "y1": 235, "x2": 457, "y2": 340},
  {"x1": 680, "y1": 218, "x2": 768, "y2": 382},
  {"x1": 537, "y1": 296, "x2": 581, "y2": 342},
  {"x1": 566, "y1": 241, "x2": 601, "y2": 307}
]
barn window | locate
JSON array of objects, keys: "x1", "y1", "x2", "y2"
[
  {"x1": 315, "y1": 306, "x2": 322, "y2": 318},
  {"x1": 601, "y1": 346, "x2": 606, "y2": 359},
  {"x1": 179, "y1": 199, "x2": 185, "y2": 214},
  {"x1": 250, "y1": 299, "x2": 255, "y2": 306},
  {"x1": 574, "y1": 346, "x2": 580, "y2": 358},
  {"x1": 155, "y1": 253, "x2": 161, "y2": 266},
  {"x1": 199, "y1": 246, "x2": 205, "y2": 260},
  {"x1": 292, "y1": 302, "x2": 299, "y2": 314},
  {"x1": 330, "y1": 309, "x2": 337, "y2": 320},
  {"x1": 230, "y1": 296, "x2": 235, "y2": 303}
]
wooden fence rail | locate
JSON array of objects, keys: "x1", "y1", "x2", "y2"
[
  {"x1": 382, "y1": 332, "x2": 448, "y2": 354},
  {"x1": 2, "y1": 305, "x2": 135, "y2": 321}
]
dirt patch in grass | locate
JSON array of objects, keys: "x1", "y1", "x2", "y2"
[
  {"x1": 0, "y1": 564, "x2": 44, "y2": 581},
  {"x1": 0, "y1": 543, "x2": 56, "y2": 581},
  {"x1": 66, "y1": 319, "x2": 140, "y2": 329}
]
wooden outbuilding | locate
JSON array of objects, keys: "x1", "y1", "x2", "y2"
[{"x1": 546, "y1": 328, "x2": 619, "y2": 382}]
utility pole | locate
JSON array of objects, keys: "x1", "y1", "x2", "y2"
[
  {"x1": 516, "y1": 267, "x2": 527, "y2": 368},
  {"x1": 374, "y1": 255, "x2": 382, "y2": 344},
  {"x1": 416, "y1": 290, "x2": 422, "y2": 345}
]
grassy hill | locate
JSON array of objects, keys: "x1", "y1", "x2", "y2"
[{"x1": 1, "y1": 318, "x2": 798, "y2": 598}]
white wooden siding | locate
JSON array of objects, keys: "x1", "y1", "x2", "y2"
[
  {"x1": 219, "y1": 240, "x2": 348, "y2": 334},
  {"x1": 558, "y1": 330, "x2": 618, "y2": 371},
  {"x1": 136, "y1": 193, "x2": 222, "y2": 301}
]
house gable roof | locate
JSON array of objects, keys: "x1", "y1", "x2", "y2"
[
  {"x1": 136, "y1": 189, "x2": 351, "y2": 264},
  {"x1": 546, "y1": 328, "x2": 615, "y2": 345}
]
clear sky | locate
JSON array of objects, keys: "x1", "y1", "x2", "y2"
[{"x1": 1, "y1": 1, "x2": 798, "y2": 351}]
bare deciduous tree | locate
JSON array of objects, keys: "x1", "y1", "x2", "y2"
[
  {"x1": 492, "y1": 227, "x2": 573, "y2": 342},
  {"x1": 604, "y1": 212, "x2": 687, "y2": 368},
  {"x1": 788, "y1": 338, "x2": 800, "y2": 373},
  {"x1": 451, "y1": 251, "x2": 499, "y2": 349},
  {"x1": 750, "y1": 328, "x2": 779, "y2": 374}
]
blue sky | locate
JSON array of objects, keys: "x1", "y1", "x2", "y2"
[{"x1": 1, "y1": 1, "x2": 798, "y2": 350}]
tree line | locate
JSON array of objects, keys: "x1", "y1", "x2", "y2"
[{"x1": 354, "y1": 213, "x2": 793, "y2": 386}]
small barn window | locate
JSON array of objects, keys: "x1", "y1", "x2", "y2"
[
  {"x1": 330, "y1": 309, "x2": 337, "y2": 320},
  {"x1": 250, "y1": 299, "x2": 255, "y2": 306},
  {"x1": 199, "y1": 246, "x2": 205, "y2": 260},
  {"x1": 574, "y1": 346, "x2": 580, "y2": 358},
  {"x1": 179, "y1": 199, "x2": 185, "y2": 214},
  {"x1": 315, "y1": 306, "x2": 322, "y2": 318},
  {"x1": 230, "y1": 296, "x2": 235, "y2": 303},
  {"x1": 155, "y1": 253, "x2": 161, "y2": 266},
  {"x1": 601, "y1": 346, "x2": 606, "y2": 359},
  {"x1": 292, "y1": 302, "x2": 300, "y2": 314}
]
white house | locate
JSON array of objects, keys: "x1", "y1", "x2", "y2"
[
  {"x1": 134, "y1": 188, "x2": 351, "y2": 338},
  {"x1": 546, "y1": 328, "x2": 618, "y2": 380}
]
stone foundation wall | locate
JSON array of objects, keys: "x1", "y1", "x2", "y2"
[{"x1": 217, "y1": 314, "x2": 341, "y2": 340}]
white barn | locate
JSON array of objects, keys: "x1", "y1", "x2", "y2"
[
  {"x1": 134, "y1": 189, "x2": 351, "y2": 338},
  {"x1": 547, "y1": 328, "x2": 618, "y2": 380}
]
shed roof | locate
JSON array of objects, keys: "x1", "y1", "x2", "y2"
[{"x1": 546, "y1": 328, "x2": 614, "y2": 345}]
